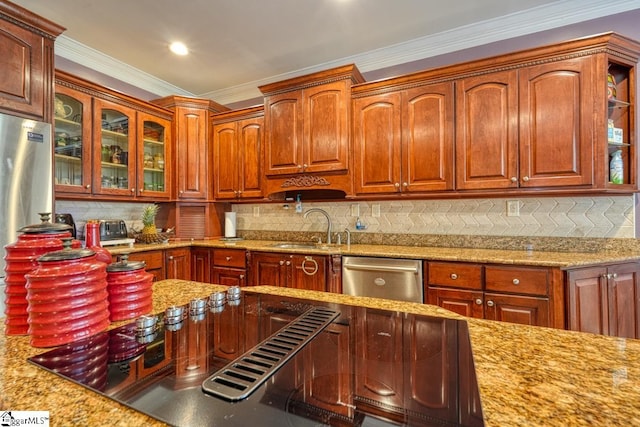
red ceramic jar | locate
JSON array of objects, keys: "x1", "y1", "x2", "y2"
[
  {"x1": 84, "y1": 221, "x2": 112, "y2": 265},
  {"x1": 106, "y1": 254, "x2": 154, "y2": 321},
  {"x1": 3, "y1": 213, "x2": 80, "y2": 335},
  {"x1": 25, "y1": 239, "x2": 109, "y2": 347}
]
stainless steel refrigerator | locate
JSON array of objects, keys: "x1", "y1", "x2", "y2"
[{"x1": 0, "y1": 112, "x2": 53, "y2": 316}]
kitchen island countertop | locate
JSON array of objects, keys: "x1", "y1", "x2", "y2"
[
  {"x1": 109, "y1": 239, "x2": 640, "y2": 268},
  {"x1": 1, "y1": 281, "x2": 639, "y2": 426}
]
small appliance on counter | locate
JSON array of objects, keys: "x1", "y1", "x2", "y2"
[
  {"x1": 92, "y1": 219, "x2": 134, "y2": 247},
  {"x1": 54, "y1": 213, "x2": 76, "y2": 238}
]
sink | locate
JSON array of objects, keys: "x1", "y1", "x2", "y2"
[{"x1": 269, "y1": 242, "x2": 331, "y2": 250}]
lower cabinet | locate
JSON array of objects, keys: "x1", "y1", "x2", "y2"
[
  {"x1": 566, "y1": 262, "x2": 640, "y2": 339},
  {"x1": 427, "y1": 262, "x2": 559, "y2": 328},
  {"x1": 249, "y1": 251, "x2": 328, "y2": 291},
  {"x1": 190, "y1": 247, "x2": 211, "y2": 283},
  {"x1": 212, "y1": 248, "x2": 247, "y2": 287},
  {"x1": 124, "y1": 250, "x2": 165, "y2": 282},
  {"x1": 165, "y1": 247, "x2": 191, "y2": 280}
]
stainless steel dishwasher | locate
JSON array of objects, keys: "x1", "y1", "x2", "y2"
[{"x1": 342, "y1": 256, "x2": 423, "y2": 303}]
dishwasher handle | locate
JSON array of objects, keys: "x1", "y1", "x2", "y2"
[{"x1": 343, "y1": 263, "x2": 419, "y2": 274}]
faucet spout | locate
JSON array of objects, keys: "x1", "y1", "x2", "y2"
[{"x1": 303, "y1": 208, "x2": 332, "y2": 245}]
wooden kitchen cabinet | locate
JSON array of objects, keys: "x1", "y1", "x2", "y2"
[
  {"x1": 0, "y1": 2, "x2": 64, "y2": 121},
  {"x1": 352, "y1": 82, "x2": 454, "y2": 195},
  {"x1": 55, "y1": 71, "x2": 173, "y2": 201},
  {"x1": 259, "y1": 65, "x2": 364, "y2": 195},
  {"x1": 123, "y1": 250, "x2": 165, "y2": 282},
  {"x1": 211, "y1": 248, "x2": 247, "y2": 287},
  {"x1": 427, "y1": 262, "x2": 560, "y2": 328},
  {"x1": 165, "y1": 247, "x2": 191, "y2": 280},
  {"x1": 152, "y1": 95, "x2": 228, "y2": 201},
  {"x1": 249, "y1": 251, "x2": 328, "y2": 291},
  {"x1": 566, "y1": 262, "x2": 640, "y2": 338},
  {"x1": 211, "y1": 107, "x2": 264, "y2": 200},
  {"x1": 190, "y1": 247, "x2": 211, "y2": 283}
]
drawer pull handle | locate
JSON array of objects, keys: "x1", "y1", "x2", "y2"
[
  {"x1": 512, "y1": 278, "x2": 520, "y2": 285},
  {"x1": 450, "y1": 273, "x2": 458, "y2": 280},
  {"x1": 486, "y1": 300, "x2": 494, "y2": 307},
  {"x1": 302, "y1": 257, "x2": 318, "y2": 276},
  {"x1": 226, "y1": 256, "x2": 231, "y2": 261}
]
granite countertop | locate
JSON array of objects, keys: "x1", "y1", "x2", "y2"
[
  {"x1": 2, "y1": 281, "x2": 639, "y2": 426},
  {"x1": 109, "y1": 238, "x2": 640, "y2": 269}
]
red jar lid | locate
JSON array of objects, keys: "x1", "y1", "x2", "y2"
[{"x1": 19, "y1": 212, "x2": 72, "y2": 234}]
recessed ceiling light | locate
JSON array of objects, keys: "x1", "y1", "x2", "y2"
[{"x1": 169, "y1": 42, "x2": 189, "y2": 56}]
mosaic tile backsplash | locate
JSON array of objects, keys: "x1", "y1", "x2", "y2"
[{"x1": 57, "y1": 195, "x2": 637, "y2": 243}]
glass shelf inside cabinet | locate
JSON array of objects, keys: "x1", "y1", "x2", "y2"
[
  {"x1": 142, "y1": 121, "x2": 166, "y2": 192},
  {"x1": 101, "y1": 109, "x2": 130, "y2": 190},
  {"x1": 608, "y1": 98, "x2": 630, "y2": 121},
  {"x1": 54, "y1": 94, "x2": 84, "y2": 187}
]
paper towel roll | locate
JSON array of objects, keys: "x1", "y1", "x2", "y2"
[{"x1": 224, "y1": 212, "x2": 237, "y2": 238}]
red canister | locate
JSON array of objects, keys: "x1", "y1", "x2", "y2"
[
  {"x1": 25, "y1": 238, "x2": 109, "y2": 347},
  {"x1": 106, "y1": 254, "x2": 154, "y2": 321},
  {"x1": 3, "y1": 213, "x2": 80, "y2": 335}
]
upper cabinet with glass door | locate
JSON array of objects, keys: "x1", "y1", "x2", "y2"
[
  {"x1": 137, "y1": 112, "x2": 171, "y2": 199},
  {"x1": 93, "y1": 98, "x2": 137, "y2": 197},
  {"x1": 54, "y1": 86, "x2": 92, "y2": 194}
]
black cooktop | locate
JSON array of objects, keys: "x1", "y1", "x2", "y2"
[{"x1": 28, "y1": 289, "x2": 484, "y2": 426}]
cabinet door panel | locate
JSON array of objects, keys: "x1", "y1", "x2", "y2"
[
  {"x1": 402, "y1": 83, "x2": 455, "y2": 192},
  {"x1": 239, "y1": 118, "x2": 263, "y2": 197},
  {"x1": 484, "y1": 293, "x2": 550, "y2": 327},
  {"x1": 191, "y1": 248, "x2": 211, "y2": 283},
  {"x1": 250, "y1": 253, "x2": 287, "y2": 287},
  {"x1": 519, "y1": 57, "x2": 593, "y2": 187},
  {"x1": 304, "y1": 81, "x2": 349, "y2": 173},
  {"x1": 353, "y1": 93, "x2": 402, "y2": 194},
  {"x1": 211, "y1": 267, "x2": 246, "y2": 287},
  {"x1": 290, "y1": 255, "x2": 327, "y2": 291},
  {"x1": 212, "y1": 122, "x2": 238, "y2": 199},
  {"x1": 265, "y1": 93, "x2": 303, "y2": 175},
  {"x1": 176, "y1": 107, "x2": 208, "y2": 199},
  {"x1": 456, "y1": 70, "x2": 519, "y2": 190},
  {"x1": 427, "y1": 287, "x2": 484, "y2": 319},
  {"x1": 608, "y1": 263, "x2": 640, "y2": 339},
  {"x1": 166, "y1": 248, "x2": 191, "y2": 280},
  {"x1": 567, "y1": 267, "x2": 609, "y2": 334}
]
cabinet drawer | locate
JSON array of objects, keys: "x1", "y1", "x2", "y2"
[
  {"x1": 127, "y1": 250, "x2": 164, "y2": 270},
  {"x1": 427, "y1": 262, "x2": 483, "y2": 290},
  {"x1": 213, "y1": 249, "x2": 246, "y2": 268},
  {"x1": 485, "y1": 266, "x2": 549, "y2": 296}
]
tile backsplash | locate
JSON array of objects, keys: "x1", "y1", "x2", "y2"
[
  {"x1": 57, "y1": 195, "x2": 637, "y2": 241},
  {"x1": 233, "y1": 196, "x2": 637, "y2": 239}
]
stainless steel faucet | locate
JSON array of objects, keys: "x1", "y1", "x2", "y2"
[{"x1": 303, "y1": 208, "x2": 332, "y2": 244}]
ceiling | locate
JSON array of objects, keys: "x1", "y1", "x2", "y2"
[{"x1": 10, "y1": 0, "x2": 640, "y2": 104}]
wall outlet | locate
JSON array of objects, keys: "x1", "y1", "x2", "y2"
[
  {"x1": 372, "y1": 204, "x2": 381, "y2": 218},
  {"x1": 506, "y1": 200, "x2": 519, "y2": 217},
  {"x1": 351, "y1": 204, "x2": 359, "y2": 217},
  {"x1": 253, "y1": 206, "x2": 260, "y2": 217}
]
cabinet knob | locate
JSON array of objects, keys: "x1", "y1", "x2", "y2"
[
  {"x1": 510, "y1": 177, "x2": 517, "y2": 183},
  {"x1": 297, "y1": 164, "x2": 303, "y2": 169},
  {"x1": 512, "y1": 278, "x2": 520, "y2": 285},
  {"x1": 130, "y1": 188, "x2": 135, "y2": 193},
  {"x1": 239, "y1": 274, "x2": 245, "y2": 280},
  {"x1": 279, "y1": 260, "x2": 285, "y2": 266},
  {"x1": 85, "y1": 184, "x2": 91, "y2": 189},
  {"x1": 450, "y1": 273, "x2": 458, "y2": 280},
  {"x1": 611, "y1": 273, "x2": 618, "y2": 279},
  {"x1": 486, "y1": 300, "x2": 495, "y2": 307},
  {"x1": 168, "y1": 256, "x2": 174, "y2": 260},
  {"x1": 522, "y1": 176, "x2": 530, "y2": 182},
  {"x1": 402, "y1": 182, "x2": 408, "y2": 188},
  {"x1": 179, "y1": 190, "x2": 184, "y2": 194},
  {"x1": 225, "y1": 256, "x2": 231, "y2": 261},
  {"x1": 302, "y1": 164, "x2": 308, "y2": 170},
  {"x1": 475, "y1": 298, "x2": 483, "y2": 305},
  {"x1": 394, "y1": 182, "x2": 400, "y2": 189},
  {"x1": 603, "y1": 273, "x2": 610, "y2": 279},
  {"x1": 237, "y1": 190, "x2": 242, "y2": 195},
  {"x1": 140, "y1": 189, "x2": 144, "y2": 193},
  {"x1": 285, "y1": 260, "x2": 291, "y2": 266}
]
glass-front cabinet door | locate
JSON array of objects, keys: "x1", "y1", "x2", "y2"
[
  {"x1": 606, "y1": 61, "x2": 635, "y2": 188},
  {"x1": 93, "y1": 98, "x2": 137, "y2": 197},
  {"x1": 137, "y1": 112, "x2": 170, "y2": 199},
  {"x1": 54, "y1": 86, "x2": 92, "y2": 194}
]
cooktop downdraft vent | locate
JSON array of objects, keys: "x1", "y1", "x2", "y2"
[{"x1": 202, "y1": 306, "x2": 340, "y2": 401}]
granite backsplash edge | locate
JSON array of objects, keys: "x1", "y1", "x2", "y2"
[{"x1": 238, "y1": 230, "x2": 640, "y2": 254}]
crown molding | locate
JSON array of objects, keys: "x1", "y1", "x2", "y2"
[{"x1": 55, "y1": 0, "x2": 640, "y2": 105}]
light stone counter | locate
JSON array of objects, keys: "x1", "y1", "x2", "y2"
[
  {"x1": 1, "y1": 281, "x2": 639, "y2": 426},
  {"x1": 109, "y1": 239, "x2": 640, "y2": 269}
]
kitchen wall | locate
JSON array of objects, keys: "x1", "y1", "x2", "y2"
[{"x1": 57, "y1": 195, "x2": 637, "y2": 240}]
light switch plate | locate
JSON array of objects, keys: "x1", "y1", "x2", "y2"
[
  {"x1": 372, "y1": 204, "x2": 381, "y2": 218},
  {"x1": 253, "y1": 206, "x2": 260, "y2": 217},
  {"x1": 351, "y1": 204, "x2": 359, "y2": 217}
]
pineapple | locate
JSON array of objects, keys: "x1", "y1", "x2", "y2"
[{"x1": 138, "y1": 204, "x2": 160, "y2": 243}]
